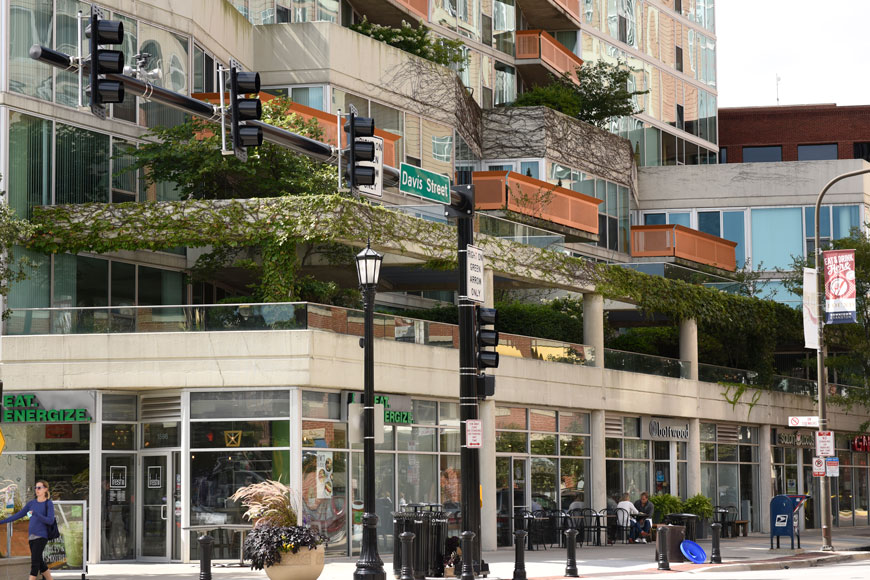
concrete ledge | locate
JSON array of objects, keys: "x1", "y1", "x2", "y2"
[
  {"x1": 0, "y1": 557, "x2": 30, "y2": 579},
  {"x1": 685, "y1": 550, "x2": 870, "y2": 574}
]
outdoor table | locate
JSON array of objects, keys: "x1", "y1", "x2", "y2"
[{"x1": 185, "y1": 523, "x2": 253, "y2": 566}]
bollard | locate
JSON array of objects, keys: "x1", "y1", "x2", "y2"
[
  {"x1": 512, "y1": 530, "x2": 527, "y2": 580},
  {"x1": 198, "y1": 534, "x2": 214, "y2": 580},
  {"x1": 460, "y1": 531, "x2": 476, "y2": 580},
  {"x1": 656, "y1": 526, "x2": 670, "y2": 571},
  {"x1": 710, "y1": 522, "x2": 722, "y2": 564},
  {"x1": 400, "y1": 531, "x2": 416, "y2": 580},
  {"x1": 564, "y1": 528, "x2": 579, "y2": 577}
]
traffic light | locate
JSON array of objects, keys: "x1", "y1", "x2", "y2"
[
  {"x1": 344, "y1": 113, "x2": 376, "y2": 188},
  {"x1": 476, "y1": 306, "x2": 499, "y2": 369},
  {"x1": 229, "y1": 67, "x2": 264, "y2": 153},
  {"x1": 475, "y1": 373, "x2": 495, "y2": 399},
  {"x1": 86, "y1": 7, "x2": 125, "y2": 119}
]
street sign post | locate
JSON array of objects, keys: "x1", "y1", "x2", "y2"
[
  {"x1": 399, "y1": 163, "x2": 451, "y2": 203},
  {"x1": 466, "y1": 419, "x2": 482, "y2": 448},
  {"x1": 466, "y1": 245, "x2": 485, "y2": 303},
  {"x1": 788, "y1": 416, "x2": 819, "y2": 428},
  {"x1": 816, "y1": 431, "x2": 835, "y2": 457},
  {"x1": 812, "y1": 456, "x2": 825, "y2": 477}
]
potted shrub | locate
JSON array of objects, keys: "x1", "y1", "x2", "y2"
[
  {"x1": 648, "y1": 493, "x2": 682, "y2": 524},
  {"x1": 231, "y1": 480, "x2": 328, "y2": 580},
  {"x1": 682, "y1": 494, "x2": 714, "y2": 540}
]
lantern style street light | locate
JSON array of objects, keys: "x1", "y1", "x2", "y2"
[{"x1": 353, "y1": 243, "x2": 385, "y2": 580}]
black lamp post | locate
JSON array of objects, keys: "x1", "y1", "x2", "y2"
[{"x1": 354, "y1": 243, "x2": 385, "y2": 580}]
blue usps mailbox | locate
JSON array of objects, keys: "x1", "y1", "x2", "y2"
[{"x1": 769, "y1": 494, "x2": 808, "y2": 549}]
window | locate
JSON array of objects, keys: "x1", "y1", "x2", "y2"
[
  {"x1": 853, "y1": 142, "x2": 870, "y2": 162},
  {"x1": 675, "y1": 45, "x2": 683, "y2": 72},
  {"x1": 493, "y1": 0, "x2": 516, "y2": 55},
  {"x1": 719, "y1": 147, "x2": 727, "y2": 163},
  {"x1": 676, "y1": 104, "x2": 685, "y2": 130},
  {"x1": 520, "y1": 161, "x2": 540, "y2": 179},
  {"x1": 698, "y1": 211, "x2": 720, "y2": 237},
  {"x1": 797, "y1": 144, "x2": 838, "y2": 161},
  {"x1": 644, "y1": 213, "x2": 666, "y2": 225},
  {"x1": 742, "y1": 146, "x2": 782, "y2": 163},
  {"x1": 751, "y1": 208, "x2": 802, "y2": 269},
  {"x1": 494, "y1": 62, "x2": 517, "y2": 105},
  {"x1": 291, "y1": 86, "x2": 325, "y2": 110}
]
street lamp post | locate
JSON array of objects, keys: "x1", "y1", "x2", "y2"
[
  {"x1": 812, "y1": 167, "x2": 870, "y2": 551},
  {"x1": 354, "y1": 244, "x2": 385, "y2": 580}
]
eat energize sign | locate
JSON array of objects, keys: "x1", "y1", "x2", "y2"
[{"x1": 2, "y1": 394, "x2": 91, "y2": 423}]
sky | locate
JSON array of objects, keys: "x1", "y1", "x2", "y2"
[{"x1": 716, "y1": 0, "x2": 870, "y2": 108}]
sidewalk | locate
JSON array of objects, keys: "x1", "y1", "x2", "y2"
[{"x1": 73, "y1": 527, "x2": 870, "y2": 579}]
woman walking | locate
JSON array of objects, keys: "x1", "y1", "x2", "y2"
[{"x1": 0, "y1": 480, "x2": 55, "y2": 580}]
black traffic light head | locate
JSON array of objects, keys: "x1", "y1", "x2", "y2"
[
  {"x1": 344, "y1": 114, "x2": 376, "y2": 188},
  {"x1": 86, "y1": 8, "x2": 125, "y2": 119},
  {"x1": 229, "y1": 67, "x2": 263, "y2": 150},
  {"x1": 476, "y1": 306, "x2": 499, "y2": 369},
  {"x1": 476, "y1": 373, "x2": 495, "y2": 399}
]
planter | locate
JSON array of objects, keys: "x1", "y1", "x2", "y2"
[
  {"x1": 265, "y1": 547, "x2": 325, "y2": 580},
  {"x1": 0, "y1": 556, "x2": 31, "y2": 580}
]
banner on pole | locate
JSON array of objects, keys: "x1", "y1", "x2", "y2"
[
  {"x1": 823, "y1": 249, "x2": 857, "y2": 324},
  {"x1": 803, "y1": 268, "x2": 819, "y2": 349}
]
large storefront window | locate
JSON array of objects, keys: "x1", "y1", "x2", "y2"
[{"x1": 702, "y1": 423, "x2": 759, "y2": 531}]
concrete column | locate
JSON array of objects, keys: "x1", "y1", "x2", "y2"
[
  {"x1": 687, "y1": 418, "x2": 701, "y2": 497},
  {"x1": 290, "y1": 388, "x2": 304, "y2": 524},
  {"x1": 758, "y1": 424, "x2": 773, "y2": 534},
  {"x1": 479, "y1": 398, "x2": 498, "y2": 551},
  {"x1": 591, "y1": 410, "x2": 607, "y2": 510},
  {"x1": 679, "y1": 318, "x2": 698, "y2": 380},
  {"x1": 584, "y1": 293, "x2": 605, "y2": 368}
]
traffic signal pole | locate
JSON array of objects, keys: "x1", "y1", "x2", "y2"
[{"x1": 28, "y1": 44, "x2": 401, "y2": 182}]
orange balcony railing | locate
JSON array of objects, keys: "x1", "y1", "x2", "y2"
[
  {"x1": 553, "y1": 0, "x2": 581, "y2": 21},
  {"x1": 395, "y1": 0, "x2": 428, "y2": 20},
  {"x1": 190, "y1": 93, "x2": 402, "y2": 167},
  {"x1": 631, "y1": 225, "x2": 738, "y2": 271},
  {"x1": 472, "y1": 171, "x2": 601, "y2": 235},
  {"x1": 516, "y1": 30, "x2": 584, "y2": 82}
]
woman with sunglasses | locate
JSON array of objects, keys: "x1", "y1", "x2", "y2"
[{"x1": 0, "y1": 480, "x2": 56, "y2": 580}]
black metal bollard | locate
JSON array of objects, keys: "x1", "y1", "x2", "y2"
[
  {"x1": 564, "y1": 528, "x2": 579, "y2": 577},
  {"x1": 460, "y1": 531, "x2": 476, "y2": 580},
  {"x1": 710, "y1": 523, "x2": 722, "y2": 564},
  {"x1": 400, "y1": 531, "x2": 416, "y2": 580},
  {"x1": 656, "y1": 526, "x2": 670, "y2": 571},
  {"x1": 198, "y1": 534, "x2": 214, "y2": 580},
  {"x1": 512, "y1": 530, "x2": 527, "y2": 580}
]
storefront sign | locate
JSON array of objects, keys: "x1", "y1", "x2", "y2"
[
  {"x1": 816, "y1": 431, "x2": 835, "y2": 457},
  {"x1": 851, "y1": 434, "x2": 870, "y2": 451},
  {"x1": 109, "y1": 466, "x2": 127, "y2": 489},
  {"x1": 1, "y1": 392, "x2": 94, "y2": 423},
  {"x1": 641, "y1": 417, "x2": 690, "y2": 441},
  {"x1": 775, "y1": 429, "x2": 815, "y2": 448},
  {"x1": 342, "y1": 392, "x2": 414, "y2": 425}
]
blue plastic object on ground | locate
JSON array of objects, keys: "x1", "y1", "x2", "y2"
[{"x1": 680, "y1": 539, "x2": 707, "y2": 564}]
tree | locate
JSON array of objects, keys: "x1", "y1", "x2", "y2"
[
  {"x1": 0, "y1": 181, "x2": 36, "y2": 305},
  {"x1": 512, "y1": 59, "x2": 648, "y2": 128},
  {"x1": 123, "y1": 97, "x2": 337, "y2": 200}
]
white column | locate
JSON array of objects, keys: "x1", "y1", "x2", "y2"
[
  {"x1": 680, "y1": 318, "x2": 698, "y2": 380},
  {"x1": 290, "y1": 387, "x2": 303, "y2": 524},
  {"x1": 759, "y1": 425, "x2": 773, "y2": 534},
  {"x1": 479, "y1": 399, "x2": 498, "y2": 551},
  {"x1": 591, "y1": 410, "x2": 606, "y2": 510},
  {"x1": 687, "y1": 418, "x2": 701, "y2": 497},
  {"x1": 584, "y1": 294, "x2": 605, "y2": 368}
]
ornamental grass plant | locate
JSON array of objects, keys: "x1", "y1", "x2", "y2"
[{"x1": 230, "y1": 480, "x2": 327, "y2": 571}]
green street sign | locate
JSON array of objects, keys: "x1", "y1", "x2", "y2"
[{"x1": 399, "y1": 163, "x2": 451, "y2": 204}]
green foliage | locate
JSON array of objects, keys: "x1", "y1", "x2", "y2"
[
  {"x1": 0, "y1": 184, "x2": 36, "y2": 305},
  {"x1": 122, "y1": 97, "x2": 337, "y2": 200},
  {"x1": 350, "y1": 17, "x2": 467, "y2": 69},
  {"x1": 608, "y1": 327, "x2": 679, "y2": 358},
  {"x1": 682, "y1": 493, "x2": 714, "y2": 519},
  {"x1": 512, "y1": 59, "x2": 648, "y2": 127},
  {"x1": 648, "y1": 493, "x2": 683, "y2": 524}
]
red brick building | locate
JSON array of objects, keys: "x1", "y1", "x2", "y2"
[{"x1": 718, "y1": 104, "x2": 870, "y2": 163}]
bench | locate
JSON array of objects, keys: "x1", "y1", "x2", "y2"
[{"x1": 734, "y1": 520, "x2": 749, "y2": 537}]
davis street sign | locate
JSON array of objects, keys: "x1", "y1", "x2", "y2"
[
  {"x1": 399, "y1": 162, "x2": 450, "y2": 203},
  {"x1": 788, "y1": 416, "x2": 820, "y2": 428}
]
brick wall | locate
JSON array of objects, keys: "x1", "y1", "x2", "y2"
[{"x1": 719, "y1": 104, "x2": 870, "y2": 163}]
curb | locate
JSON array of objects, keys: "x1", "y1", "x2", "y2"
[{"x1": 683, "y1": 550, "x2": 870, "y2": 574}]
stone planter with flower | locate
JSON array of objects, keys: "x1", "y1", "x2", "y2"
[{"x1": 231, "y1": 480, "x2": 328, "y2": 580}]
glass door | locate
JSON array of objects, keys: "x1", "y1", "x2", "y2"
[
  {"x1": 140, "y1": 453, "x2": 171, "y2": 560},
  {"x1": 495, "y1": 457, "x2": 527, "y2": 547}
]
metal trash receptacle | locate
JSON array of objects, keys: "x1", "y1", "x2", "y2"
[
  {"x1": 393, "y1": 504, "x2": 448, "y2": 578},
  {"x1": 654, "y1": 524, "x2": 686, "y2": 563},
  {"x1": 663, "y1": 513, "x2": 698, "y2": 541}
]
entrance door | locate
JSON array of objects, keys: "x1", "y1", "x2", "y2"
[
  {"x1": 140, "y1": 453, "x2": 172, "y2": 560},
  {"x1": 496, "y1": 457, "x2": 527, "y2": 547}
]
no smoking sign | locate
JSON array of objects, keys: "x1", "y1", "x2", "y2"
[{"x1": 812, "y1": 457, "x2": 825, "y2": 477}]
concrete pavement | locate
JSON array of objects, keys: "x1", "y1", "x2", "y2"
[{"x1": 71, "y1": 526, "x2": 870, "y2": 579}]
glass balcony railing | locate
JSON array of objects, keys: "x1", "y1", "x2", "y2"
[
  {"x1": 698, "y1": 363, "x2": 759, "y2": 385},
  {"x1": 603, "y1": 348, "x2": 689, "y2": 379}
]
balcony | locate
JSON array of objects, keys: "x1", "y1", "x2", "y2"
[
  {"x1": 631, "y1": 224, "x2": 738, "y2": 272},
  {"x1": 515, "y1": 30, "x2": 583, "y2": 87},
  {"x1": 472, "y1": 171, "x2": 601, "y2": 241},
  {"x1": 516, "y1": 0, "x2": 582, "y2": 30},
  {"x1": 346, "y1": 0, "x2": 429, "y2": 28}
]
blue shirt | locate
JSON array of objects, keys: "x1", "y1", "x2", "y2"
[{"x1": 0, "y1": 499, "x2": 55, "y2": 538}]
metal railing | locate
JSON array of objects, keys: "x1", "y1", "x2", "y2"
[
  {"x1": 604, "y1": 348, "x2": 689, "y2": 379},
  {"x1": 698, "y1": 363, "x2": 758, "y2": 385}
]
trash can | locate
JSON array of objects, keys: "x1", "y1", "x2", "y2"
[
  {"x1": 654, "y1": 524, "x2": 686, "y2": 563},
  {"x1": 769, "y1": 494, "x2": 808, "y2": 549},
  {"x1": 393, "y1": 504, "x2": 448, "y2": 578},
  {"x1": 663, "y1": 513, "x2": 698, "y2": 542}
]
